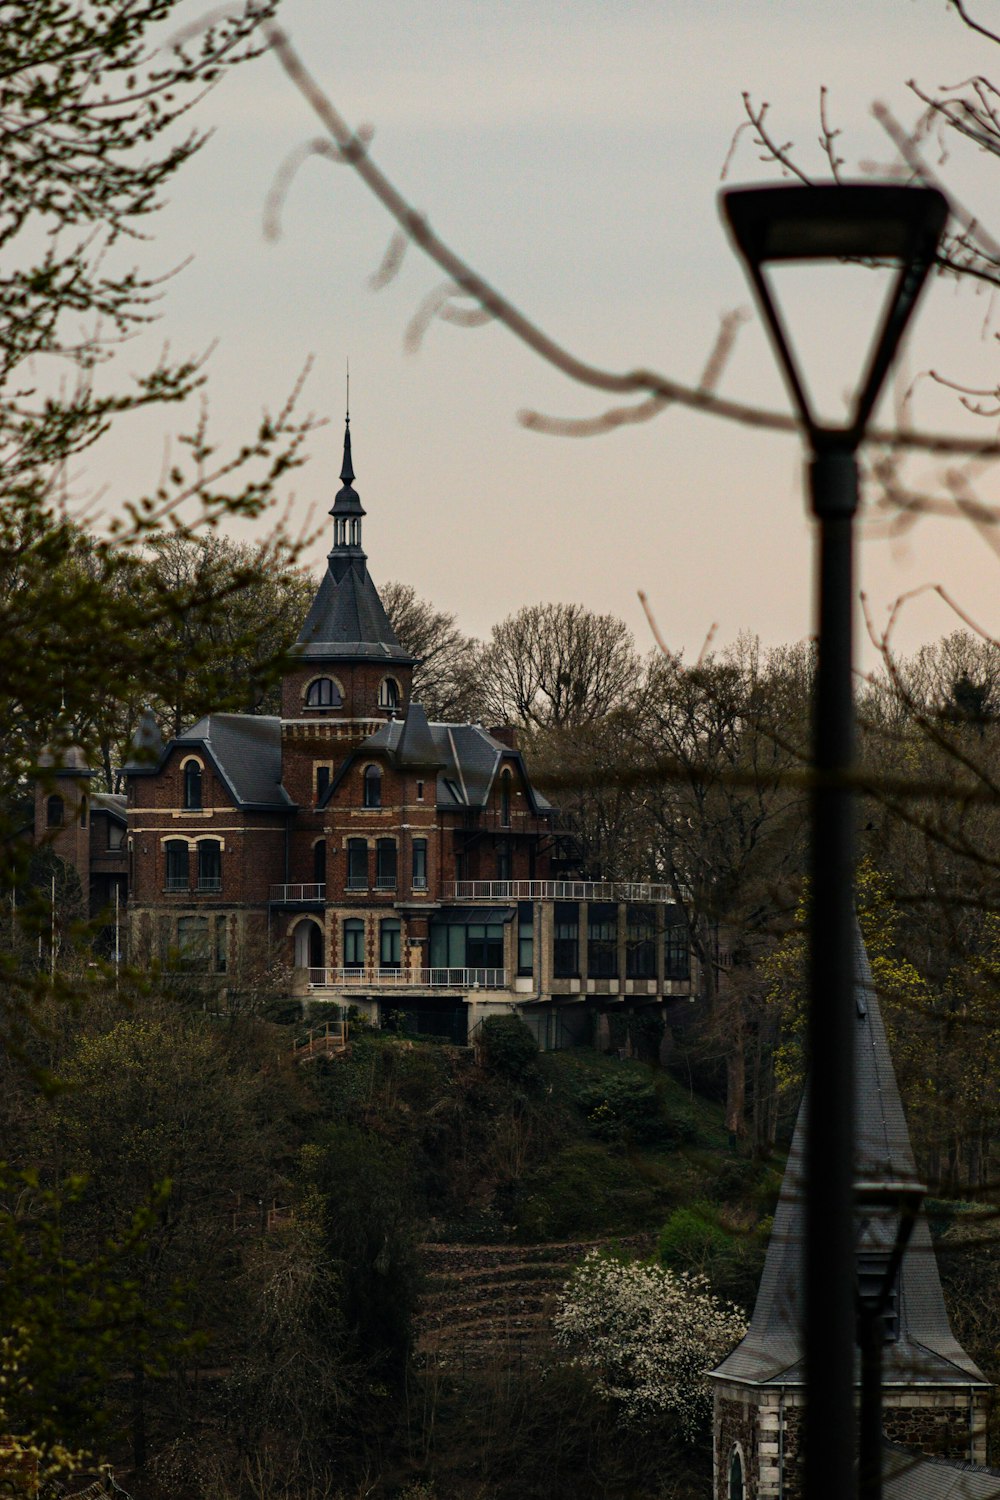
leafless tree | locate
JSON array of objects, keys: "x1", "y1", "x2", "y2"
[
  {"x1": 380, "y1": 579, "x2": 482, "y2": 720},
  {"x1": 477, "y1": 602, "x2": 640, "y2": 734}
]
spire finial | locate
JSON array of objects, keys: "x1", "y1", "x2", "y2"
[
  {"x1": 346, "y1": 357, "x2": 350, "y2": 424},
  {"x1": 339, "y1": 396, "x2": 355, "y2": 486}
]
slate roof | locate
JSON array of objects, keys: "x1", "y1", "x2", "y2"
[
  {"x1": 92, "y1": 792, "x2": 127, "y2": 825},
  {"x1": 178, "y1": 714, "x2": 293, "y2": 811},
  {"x1": 126, "y1": 713, "x2": 293, "y2": 811},
  {"x1": 351, "y1": 714, "x2": 553, "y2": 814},
  {"x1": 711, "y1": 922, "x2": 987, "y2": 1389},
  {"x1": 394, "y1": 701, "x2": 444, "y2": 770},
  {"x1": 883, "y1": 1444, "x2": 1000, "y2": 1500},
  {"x1": 294, "y1": 418, "x2": 413, "y2": 665},
  {"x1": 294, "y1": 552, "x2": 413, "y2": 664}
]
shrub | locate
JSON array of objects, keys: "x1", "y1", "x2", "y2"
[
  {"x1": 553, "y1": 1251, "x2": 746, "y2": 1440},
  {"x1": 477, "y1": 1016, "x2": 539, "y2": 1083},
  {"x1": 570, "y1": 1072, "x2": 667, "y2": 1145}
]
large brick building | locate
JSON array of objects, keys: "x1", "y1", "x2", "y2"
[{"x1": 41, "y1": 419, "x2": 695, "y2": 1046}]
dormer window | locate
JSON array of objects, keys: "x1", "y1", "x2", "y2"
[
  {"x1": 363, "y1": 764, "x2": 382, "y2": 809},
  {"x1": 378, "y1": 677, "x2": 400, "y2": 712},
  {"x1": 500, "y1": 771, "x2": 511, "y2": 828},
  {"x1": 306, "y1": 677, "x2": 343, "y2": 709},
  {"x1": 183, "y1": 760, "x2": 203, "y2": 811}
]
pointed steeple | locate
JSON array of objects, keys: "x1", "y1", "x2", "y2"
[
  {"x1": 329, "y1": 413, "x2": 365, "y2": 554},
  {"x1": 294, "y1": 415, "x2": 413, "y2": 665},
  {"x1": 710, "y1": 921, "x2": 986, "y2": 1389}
]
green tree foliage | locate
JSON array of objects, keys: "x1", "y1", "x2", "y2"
[
  {"x1": 476, "y1": 1014, "x2": 541, "y2": 1084},
  {"x1": 26, "y1": 1011, "x2": 286, "y2": 1465},
  {"x1": 302, "y1": 1126, "x2": 419, "y2": 1384},
  {"x1": 0, "y1": 1167, "x2": 179, "y2": 1472},
  {"x1": 0, "y1": 0, "x2": 280, "y2": 484},
  {"x1": 0, "y1": 0, "x2": 312, "y2": 1067}
]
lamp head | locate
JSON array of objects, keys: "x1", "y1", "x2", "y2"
[{"x1": 722, "y1": 182, "x2": 949, "y2": 446}]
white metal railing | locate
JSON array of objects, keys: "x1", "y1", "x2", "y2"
[
  {"x1": 270, "y1": 883, "x2": 326, "y2": 903},
  {"x1": 448, "y1": 879, "x2": 678, "y2": 904},
  {"x1": 309, "y1": 966, "x2": 508, "y2": 990}
]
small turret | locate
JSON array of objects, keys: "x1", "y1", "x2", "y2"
[{"x1": 329, "y1": 414, "x2": 366, "y2": 555}]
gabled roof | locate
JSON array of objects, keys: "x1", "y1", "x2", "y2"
[
  {"x1": 335, "y1": 713, "x2": 553, "y2": 815},
  {"x1": 711, "y1": 922, "x2": 987, "y2": 1389},
  {"x1": 179, "y1": 714, "x2": 294, "y2": 811},
  {"x1": 125, "y1": 713, "x2": 294, "y2": 812}
]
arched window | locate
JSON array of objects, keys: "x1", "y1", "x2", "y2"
[
  {"x1": 729, "y1": 1447, "x2": 744, "y2": 1500},
  {"x1": 305, "y1": 677, "x2": 342, "y2": 709},
  {"x1": 79, "y1": 795, "x2": 88, "y2": 828},
  {"x1": 500, "y1": 771, "x2": 511, "y2": 828},
  {"x1": 378, "y1": 677, "x2": 399, "y2": 712},
  {"x1": 363, "y1": 764, "x2": 382, "y2": 808},
  {"x1": 183, "y1": 760, "x2": 202, "y2": 811},
  {"x1": 46, "y1": 794, "x2": 65, "y2": 828}
]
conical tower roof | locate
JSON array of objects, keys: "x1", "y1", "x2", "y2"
[
  {"x1": 711, "y1": 922, "x2": 987, "y2": 1388},
  {"x1": 295, "y1": 416, "x2": 413, "y2": 665}
]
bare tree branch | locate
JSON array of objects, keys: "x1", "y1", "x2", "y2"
[{"x1": 264, "y1": 26, "x2": 1000, "y2": 459}]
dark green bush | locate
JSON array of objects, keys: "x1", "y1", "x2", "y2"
[{"x1": 477, "y1": 1015, "x2": 540, "y2": 1083}]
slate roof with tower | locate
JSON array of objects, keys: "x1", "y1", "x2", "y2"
[
  {"x1": 711, "y1": 920, "x2": 987, "y2": 1390},
  {"x1": 294, "y1": 415, "x2": 413, "y2": 665}
]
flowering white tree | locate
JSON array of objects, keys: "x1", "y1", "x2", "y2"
[{"x1": 553, "y1": 1251, "x2": 747, "y2": 1440}]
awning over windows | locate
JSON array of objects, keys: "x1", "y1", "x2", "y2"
[{"x1": 433, "y1": 906, "x2": 516, "y2": 925}]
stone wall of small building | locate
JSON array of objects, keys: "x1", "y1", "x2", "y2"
[
  {"x1": 713, "y1": 1380, "x2": 988, "y2": 1498},
  {"x1": 882, "y1": 1388, "x2": 989, "y2": 1465},
  {"x1": 713, "y1": 1384, "x2": 806, "y2": 1500}
]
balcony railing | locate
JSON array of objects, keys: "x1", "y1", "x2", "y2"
[
  {"x1": 270, "y1": 883, "x2": 326, "y2": 903},
  {"x1": 165, "y1": 877, "x2": 189, "y2": 893},
  {"x1": 449, "y1": 879, "x2": 678, "y2": 904},
  {"x1": 197, "y1": 876, "x2": 222, "y2": 892},
  {"x1": 308, "y1": 966, "x2": 508, "y2": 990}
]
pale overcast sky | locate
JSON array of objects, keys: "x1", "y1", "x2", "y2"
[{"x1": 86, "y1": 0, "x2": 1000, "y2": 667}]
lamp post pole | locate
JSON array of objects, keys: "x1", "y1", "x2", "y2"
[
  {"x1": 806, "y1": 439, "x2": 860, "y2": 1500},
  {"x1": 720, "y1": 181, "x2": 948, "y2": 1500}
]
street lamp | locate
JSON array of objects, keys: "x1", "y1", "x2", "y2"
[
  {"x1": 854, "y1": 1179, "x2": 927, "y2": 1500},
  {"x1": 721, "y1": 182, "x2": 947, "y2": 1500}
]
